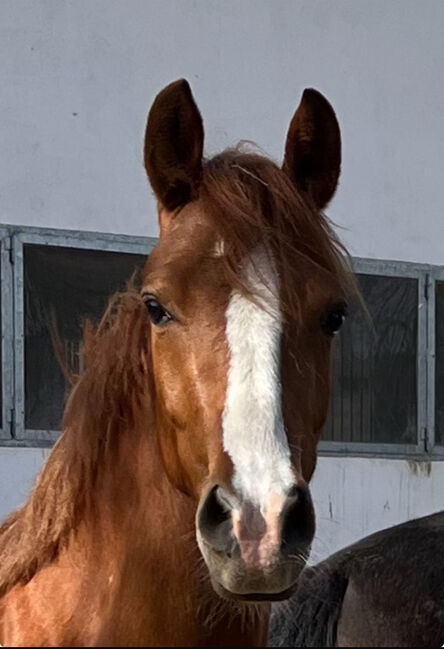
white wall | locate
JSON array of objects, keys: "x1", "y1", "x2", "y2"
[
  {"x1": 0, "y1": 448, "x2": 50, "y2": 522},
  {"x1": 1, "y1": 0, "x2": 443, "y2": 264},
  {"x1": 2, "y1": 449, "x2": 442, "y2": 563},
  {"x1": 311, "y1": 456, "x2": 444, "y2": 560},
  {"x1": 0, "y1": 0, "x2": 443, "y2": 559}
]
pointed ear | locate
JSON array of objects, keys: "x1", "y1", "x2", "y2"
[
  {"x1": 283, "y1": 89, "x2": 341, "y2": 210},
  {"x1": 144, "y1": 79, "x2": 204, "y2": 210}
]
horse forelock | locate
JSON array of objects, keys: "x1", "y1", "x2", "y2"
[{"x1": 199, "y1": 146, "x2": 355, "y2": 322}]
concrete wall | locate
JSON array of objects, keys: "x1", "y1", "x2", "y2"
[
  {"x1": 1, "y1": 0, "x2": 443, "y2": 264},
  {"x1": 0, "y1": 0, "x2": 443, "y2": 559},
  {"x1": 312, "y1": 456, "x2": 444, "y2": 560},
  {"x1": 0, "y1": 448, "x2": 50, "y2": 522}
]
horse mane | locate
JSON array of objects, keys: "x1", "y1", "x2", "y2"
[
  {"x1": 200, "y1": 147, "x2": 355, "y2": 320},
  {"x1": 0, "y1": 286, "x2": 152, "y2": 599}
]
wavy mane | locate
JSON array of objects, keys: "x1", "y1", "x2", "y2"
[{"x1": 0, "y1": 287, "x2": 152, "y2": 598}]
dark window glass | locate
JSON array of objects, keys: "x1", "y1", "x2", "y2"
[
  {"x1": 323, "y1": 274, "x2": 418, "y2": 444},
  {"x1": 436, "y1": 281, "x2": 444, "y2": 445},
  {"x1": 24, "y1": 244, "x2": 146, "y2": 431}
]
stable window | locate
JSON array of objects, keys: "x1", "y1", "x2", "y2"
[
  {"x1": 23, "y1": 244, "x2": 147, "y2": 435},
  {"x1": 320, "y1": 260, "x2": 427, "y2": 455},
  {"x1": 12, "y1": 229, "x2": 154, "y2": 443},
  {"x1": 324, "y1": 274, "x2": 418, "y2": 444}
]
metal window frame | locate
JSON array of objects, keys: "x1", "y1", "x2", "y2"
[
  {"x1": 318, "y1": 257, "x2": 429, "y2": 458},
  {"x1": 11, "y1": 226, "x2": 156, "y2": 444},
  {"x1": 429, "y1": 266, "x2": 444, "y2": 458},
  {"x1": 0, "y1": 230, "x2": 14, "y2": 440}
]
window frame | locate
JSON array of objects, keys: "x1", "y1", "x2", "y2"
[
  {"x1": 0, "y1": 224, "x2": 441, "y2": 458},
  {"x1": 428, "y1": 266, "x2": 444, "y2": 458},
  {"x1": 0, "y1": 230, "x2": 14, "y2": 441},
  {"x1": 318, "y1": 257, "x2": 429, "y2": 458},
  {"x1": 12, "y1": 226, "x2": 156, "y2": 443}
]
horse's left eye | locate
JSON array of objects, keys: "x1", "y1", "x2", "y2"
[
  {"x1": 145, "y1": 298, "x2": 172, "y2": 326},
  {"x1": 321, "y1": 303, "x2": 347, "y2": 336}
]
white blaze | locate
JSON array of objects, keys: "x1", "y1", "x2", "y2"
[{"x1": 222, "y1": 248, "x2": 294, "y2": 509}]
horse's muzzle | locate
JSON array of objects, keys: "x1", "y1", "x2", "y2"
[{"x1": 196, "y1": 483, "x2": 315, "y2": 600}]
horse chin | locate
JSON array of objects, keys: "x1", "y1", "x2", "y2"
[
  {"x1": 203, "y1": 550, "x2": 305, "y2": 603},
  {"x1": 210, "y1": 578, "x2": 298, "y2": 603}
]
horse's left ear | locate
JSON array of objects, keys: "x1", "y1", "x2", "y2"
[
  {"x1": 144, "y1": 79, "x2": 204, "y2": 211},
  {"x1": 283, "y1": 89, "x2": 341, "y2": 210}
]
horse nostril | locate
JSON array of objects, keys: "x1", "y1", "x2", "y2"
[
  {"x1": 198, "y1": 485, "x2": 233, "y2": 553},
  {"x1": 280, "y1": 484, "x2": 315, "y2": 558}
]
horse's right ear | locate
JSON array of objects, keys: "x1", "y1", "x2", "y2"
[{"x1": 144, "y1": 79, "x2": 204, "y2": 211}]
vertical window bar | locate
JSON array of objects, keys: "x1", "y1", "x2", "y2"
[
  {"x1": 417, "y1": 273, "x2": 429, "y2": 452},
  {"x1": 0, "y1": 235, "x2": 14, "y2": 439},
  {"x1": 12, "y1": 235, "x2": 25, "y2": 439},
  {"x1": 426, "y1": 273, "x2": 436, "y2": 452}
]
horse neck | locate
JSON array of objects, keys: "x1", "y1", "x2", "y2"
[
  {"x1": 82, "y1": 422, "x2": 195, "y2": 552},
  {"x1": 68, "y1": 426, "x2": 269, "y2": 646}
]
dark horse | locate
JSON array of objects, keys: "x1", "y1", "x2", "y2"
[{"x1": 269, "y1": 511, "x2": 444, "y2": 647}]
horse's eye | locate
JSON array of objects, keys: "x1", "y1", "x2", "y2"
[
  {"x1": 145, "y1": 298, "x2": 172, "y2": 326},
  {"x1": 321, "y1": 303, "x2": 347, "y2": 336}
]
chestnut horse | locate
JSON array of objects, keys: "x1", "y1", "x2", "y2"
[{"x1": 0, "y1": 79, "x2": 352, "y2": 646}]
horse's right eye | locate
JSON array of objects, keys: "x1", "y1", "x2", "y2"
[{"x1": 145, "y1": 298, "x2": 172, "y2": 326}]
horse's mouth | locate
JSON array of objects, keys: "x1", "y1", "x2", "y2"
[{"x1": 211, "y1": 578, "x2": 298, "y2": 603}]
